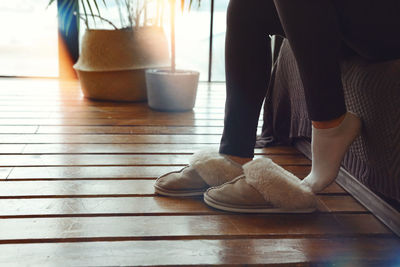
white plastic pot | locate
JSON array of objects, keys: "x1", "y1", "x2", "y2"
[{"x1": 145, "y1": 69, "x2": 200, "y2": 111}]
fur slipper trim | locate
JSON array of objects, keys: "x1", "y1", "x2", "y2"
[
  {"x1": 189, "y1": 150, "x2": 243, "y2": 187},
  {"x1": 243, "y1": 158, "x2": 316, "y2": 209}
]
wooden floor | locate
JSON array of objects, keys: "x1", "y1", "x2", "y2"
[{"x1": 0, "y1": 78, "x2": 399, "y2": 266}]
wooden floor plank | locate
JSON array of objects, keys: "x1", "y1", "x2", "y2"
[
  {"x1": 0, "y1": 154, "x2": 310, "y2": 167},
  {"x1": 0, "y1": 180, "x2": 344, "y2": 198},
  {"x1": 0, "y1": 90, "x2": 226, "y2": 98},
  {"x1": 0, "y1": 112, "x2": 228, "y2": 120},
  {"x1": 0, "y1": 214, "x2": 391, "y2": 244},
  {"x1": 2, "y1": 125, "x2": 260, "y2": 135},
  {"x1": 0, "y1": 144, "x2": 25, "y2": 154},
  {"x1": 0, "y1": 126, "x2": 38, "y2": 134},
  {"x1": 0, "y1": 134, "x2": 223, "y2": 143},
  {"x1": 0, "y1": 92, "x2": 226, "y2": 99},
  {"x1": 0, "y1": 98, "x2": 226, "y2": 104},
  {"x1": 0, "y1": 88, "x2": 225, "y2": 96},
  {"x1": 320, "y1": 182, "x2": 347, "y2": 194},
  {"x1": 0, "y1": 180, "x2": 157, "y2": 197},
  {"x1": 0, "y1": 197, "x2": 215, "y2": 217},
  {"x1": 0, "y1": 102, "x2": 226, "y2": 108},
  {"x1": 21, "y1": 144, "x2": 298, "y2": 155},
  {"x1": 0, "y1": 102, "x2": 229, "y2": 110},
  {"x1": 318, "y1": 195, "x2": 368, "y2": 213},
  {"x1": 334, "y1": 214, "x2": 392, "y2": 235},
  {"x1": 0, "y1": 168, "x2": 12, "y2": 179},
  {"x1": 0, "y1": 105, "x2": 227, "y2": 113},
  {"x1": 0, "y1": 119, "x2": 229, "y2": 126},
  {"x1": 0, "y1": 238, "x2": 399, "y2": 266},
  {"x1": 5, "y1": 165, "x2": 312, "y2": 180},
  {"x1": 15, "y1": 144, "x2": 221, "y2": 154},
  {"x1": 0, "y1": 196, "x2": 366, "y2": 218},
  {"x1": 6, "y1": 166, "x2": 179, "y2": 179},
  {"x1": 0, "y1": 106, "x2": 225, "y2": 113},
  {"x1": 37, "y1": 126, "x2": 227, "y2": 135}
]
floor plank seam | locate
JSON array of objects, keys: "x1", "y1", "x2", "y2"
[
  {"x1": 0, "y1": 193, "x2": 348, "y2": 199},
  {"x1": 4, "y1": 167, "x2": 13, "y2": 180},
  {"x1": 0, "y1": 234, "x2": 396, "y2": 245},
  {"x1": 0, "y1": 211, "x2": 372, "y2": 219}
]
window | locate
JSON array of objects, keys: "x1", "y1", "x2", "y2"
[
  {"x1": 1, "y1": 0, "x2": 228, "y2": 81},
  {"x1": 211, "y1": 0, "x2": 229, "y2": 82},
  {"x1": 174, "y1": 0, "x2": 211, "y2": 81},
  {"x1": 0, "y1": 0, "x2": 58, "y2": 77}
]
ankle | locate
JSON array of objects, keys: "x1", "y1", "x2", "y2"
[
  {"x1": 312, "y1": 113, "x2": 346, "y2": 129},
  {"x1": 302, "y1": 174, "x2": 331, "y2": 193},
  {"x1": 226, "y1": 155, "x2": 252, "y2": 166}
]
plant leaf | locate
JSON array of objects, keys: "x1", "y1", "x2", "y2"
[
  {"x1": 92, "y1": 0, "x2": 101, "y2": 17},
  {"x1": 65, "y1": 2, "x2": 78, "y2": 35},
  {"x1": 60, "y1": 0, "x2": 75, "y2": 33},
  {"x1": 46, "y1": 0, "x2": 56, "y2": 9},
  {"x1": 80, "y1": 0, "x2": 89, "y2": 27},
  {"x1": 85, "y1": 0, "x2": 97, "y2": 25}
]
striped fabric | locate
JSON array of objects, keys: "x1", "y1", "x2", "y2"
[{"x1": 259, "y1": 39, "x2": 400, "y2": 202}]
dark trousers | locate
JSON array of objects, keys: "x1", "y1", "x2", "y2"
[{"x1": 219, "y1": 0, "x2": 400, "y2": 158}]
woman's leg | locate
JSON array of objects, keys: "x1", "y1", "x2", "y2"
[
  {"x1": 272, "y1": 0, "x2": 362, "y2": 192},
  {"x1": 154, "y1": 1, "x2": 285, "y2": 197},
  {"x1": 219, "y1": 0, "x2": 284, "y2": 161},
  {"x1": 332, "y1": 0, "x2": 400, "y2": 61},
  {"x1": 272, "y1": 0, "x2": 400, "y2": 192},
  {"x1": 204, "y1": 0, "x2": 400, "y2": 211},
  {"x1": 273, "y1": 0, "x2": 347, "y2": 121}
]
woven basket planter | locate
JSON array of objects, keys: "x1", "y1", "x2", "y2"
[{"x1": 74, "y1": 27, "x2": 169, "y2": 102}]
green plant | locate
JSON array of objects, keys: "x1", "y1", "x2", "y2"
[
  {"x1": 48, "y1": 0, "x2": 104, "y2": 33},
  {"x1": 48, "y1": 0, "x2": 199, "y2": 33}
]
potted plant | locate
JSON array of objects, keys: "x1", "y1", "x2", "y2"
[
  {"x1": 145, "y1": 0, "x2": 201, "y2": 111},
  {"x1": 48, "y1": 0, "x2": 170, "y2": 102}
]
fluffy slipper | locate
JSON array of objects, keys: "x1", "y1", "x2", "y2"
[
  {"x1": 204, "y1": 158, "x2": 317, "y2": 213},
  {"x1": 154, "y1": 150, "x2": 243, "y2": 197}
]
